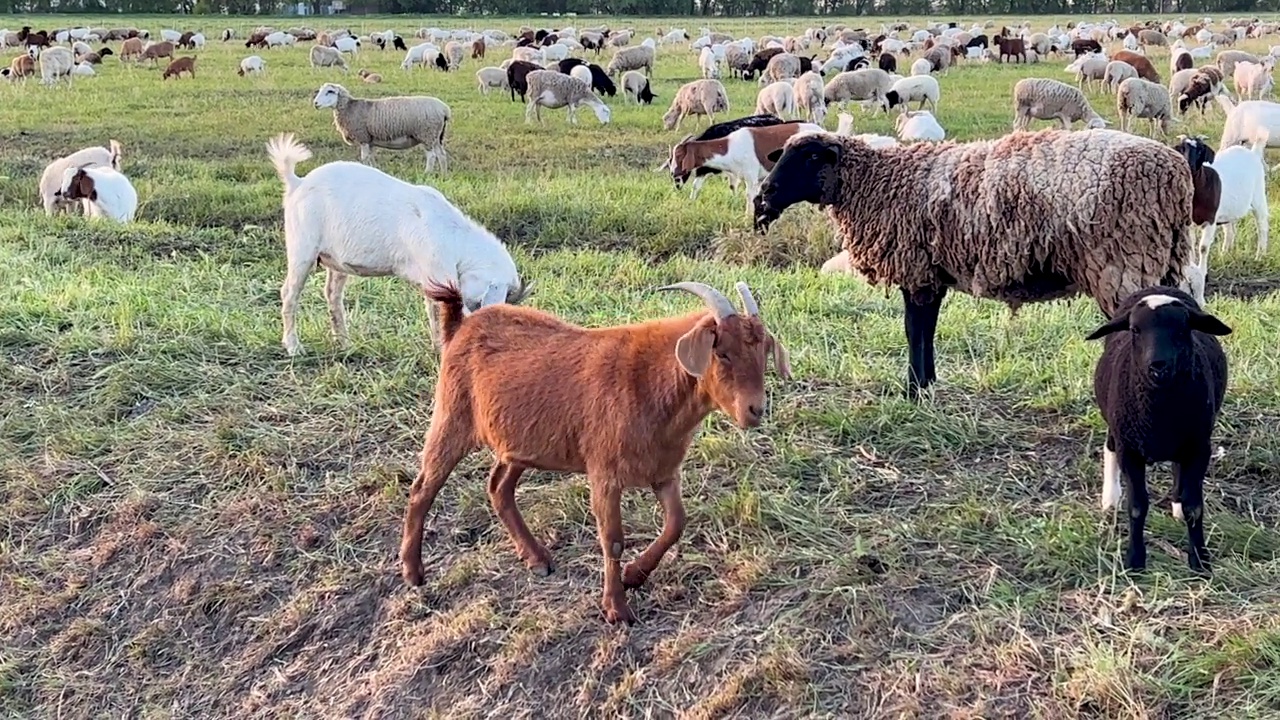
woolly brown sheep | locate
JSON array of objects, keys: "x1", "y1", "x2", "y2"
[
  {"x1": 753, "y1": 129, "x2": 1197, "y2": 397},
  {"x1": 162, "y1": 55, "x2": 196, "y2": 79}
]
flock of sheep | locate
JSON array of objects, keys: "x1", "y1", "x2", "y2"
[{"x1": 5, "y1": 14, "x2": 1275, "y2": 623}]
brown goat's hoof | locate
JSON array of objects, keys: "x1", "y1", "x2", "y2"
[
  {"x1": 621, "y1": 562, "x2": 650, "y2": 589},
  {"x1": 401, "y1": 562, "x2": 425, "y2": 587},
  {"x1": 602, "y1": 597, "x2": 637, "y2": 625},
  {"x1": 530, "y1": 560, "x2": 554, "y2": 577}
]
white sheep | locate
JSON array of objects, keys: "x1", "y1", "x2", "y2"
[
  {"x1": 895, "y1": 109, "x2": 945, "y2": 142},
  {"x1": 310, "y1": 45, "x2": 348, "y2": 71},
  {"x1": 264, "y1": 133, "x2": 527, "y2": 356},
  {"x1": 1104, "y1": 60, "x2": 1139, "y2": 92},
  {"x1": 475, "y1": 66, "x2": 508, "y2": 95},
  {"x1": 265, "y1": 31, "x2": 295, "y2": 48},
  {"x1": 34, "y1": 46, "x2": 74, "y2": 86},
  {"x1": 823, "y1": 68, "x2": 893, "y2": 111},
  {"x1": 755, "y1": 81, "x2": 796, "y2": 118},
  {"x1": 1117, "y1": 77, "x2": 1173, "y2": 137},
  {"x1": 334, "y1": 36, "x2": 360, "y2": 54},
  {"x1": 663, "y1": 78, "x2": 729, "y2": 130},
  {"x1": 792, "y1": 71, "x2": 826, "y2": 124},
  {"x1": 1066, "y1": 51, "x2": 1109, "y2": 91},
  {"x1": 606, "y1": 45, "x2": 655, "y2": 77},
  {"x1": 313, "y1": 82, "x2": 451, "y2": 172},
  {"x1": 1013, "y1": 77, "x2": 1109, "y2": 131},
  {"x1": 239, "y1": 55, "x2": 266, "y2": 76},
  {"x1": 524, "y1": 70, "x2": 611, "y2": 125},
  {"x1": 885, "y1": 75, "x2": 939, "y2": 112},
  {"x1": 621, "y1": 69, "x2": 656, "y2": 104},
  {"x1": 910, "y1": 57, "x2": 931, "y2": 76},
  {"x1": 1234, "y1": 59, "x2": 1275, "y2": 101},
  {"x1": 57, "y1": 165, "x2": 137, "y2": 222},
  {"x1": 699, "y1": 46, "x2": 720, "y2": 79},
  {"x1": 402, "y1": 42, "x2": 439, "y2": 69},
  {"x1": 39, "y1": 140, "x2": 122, "y2": 215}
]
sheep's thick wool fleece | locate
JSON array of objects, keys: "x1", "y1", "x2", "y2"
[
  {"x1": 828, "y1": 128, "x2": 1193, "y2": 315},
  {"x1": 333, "y1": 96, "x2": 448, "y2": 147}
]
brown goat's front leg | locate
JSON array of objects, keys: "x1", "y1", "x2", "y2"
[
  {"x1": 400, "y1": 420, "x2": 472, "y2": 587},
  {"x1": 487, "y1": 462, "x2": 554, "y2": 576},
  {"x1": 623, "y1": 476, "x2": 685, "y2": 589},
  {"x1": 590, "y1": 479, "x2": 635, "y2": 624}
]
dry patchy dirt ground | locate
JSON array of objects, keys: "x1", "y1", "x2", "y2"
[{"x1": 4, "y1": 12, "x2": 1280, "y2": 720}]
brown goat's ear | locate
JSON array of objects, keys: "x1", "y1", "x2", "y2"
[
  {"x1": 767, "y1": 333, "x2": 792, "y2": 380},
  {"x1": 674, "y1": 321, "x2": 716, "y2": 377},
  {"x1": 1188, "y1": 307, "x2": 1232, "y2": 336},
  {"x1": 1085, "y1": 312, "x2": 1130, "y2": 340}
]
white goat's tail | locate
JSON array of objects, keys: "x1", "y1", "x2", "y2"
[
  {"x1": 835, "y1": 112, "x2": 854, "y2": 136},
  {"x1": 265, "y1": 132, "x2": 312, "y2": 195},
  {"x1": 1251, "y1": 128, "x2": 1270, "y2": 156},
  {"x1": 108, "y1": 139, "x2": 123, "y2": 170},
  {"x1": 1215, "y1": 93, "x2": 1236, "y2": 114}
]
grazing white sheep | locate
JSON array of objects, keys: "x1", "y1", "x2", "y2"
[
  {"x1": 663, "y1": 78, "x2": 729, "y2": 130},
  {"x1": 699, "y1": 46, "x2": 720, "y2": 79},
  {"x1": 1117, "y1": 76, "x2": 1173, "y2": 137},
  {"x1": 895, "y1": 109, "x2": 945, "y2": 142},
  {"x1": 885, "y1": 75, "x2": 940, "y2": 112},
  {"x1": 57, "y1": 166, "x2": 137, "y2": 222},
  {"x1": 310, "y1": 45, "x2": 348, "y2": 71},
  {"x1": 239, "y1": 54, "x2": 266, "y2": 76},
  {"x1": 34, "y1": 46, "x2": 74, "y2": 86},
  {"x1": 524, "y1": 70, "x2": 612, "y2": 125},
  {"x1": 792, "y1": 71, "x2": 826, "y2": 124},
  {"x1": 313, "y1": 82, "x2": 451, "y2": 172},
  {"x1": 264, "y1": 132, "x2": 527, "y2": 356},
  {"x1": 402, "y1": 42, "x2": 439, "y2": 69},
  {"x1": 755, "y1": 81, "x2": 796, "y2": 118},
  {"x1": 475, "y1": 66, "x2": 508, "y2": 95},
  {"x1": 334, "y1": 36, "x2": 360, "y2": 54}
]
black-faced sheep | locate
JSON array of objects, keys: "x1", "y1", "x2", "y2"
[
  {"x1": 753, "y1": 130, "x2": 1199, "y2": 398},
  {"x1": 1087, "y1": 286, "x2": 1230, "y2": 573}
]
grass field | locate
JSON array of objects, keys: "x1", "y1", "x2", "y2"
[{"x1": 4, "y1": 14, "x2": 1280, "y2": 718}]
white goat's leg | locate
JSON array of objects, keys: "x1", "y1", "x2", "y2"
[
  {"x1": 280, "y1": 256, "x2": 315, "y2": 357},
  {"x1": 688, "y1": 174, "x2": 708, "y2": 200},
  {"x1": 1221, "y1": 222, "x2": 1237, "y2": 255},
  {"x1": 1198, "y1": 223, "x2": 1218, "y2": 270},
  {"x1": 324, "y1": 268, "x2": 350, "y2": 348},
  {"x1": 1254, "y1": 202, "x2": 1270, "y2": 259}
]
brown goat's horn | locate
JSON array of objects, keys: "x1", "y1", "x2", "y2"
[
  {"x1": 736, "y1": 282, "x2": 760, "y2": 316},
  {"x1": 659, "y1": 282, "x2": 737, "y2": 320}
]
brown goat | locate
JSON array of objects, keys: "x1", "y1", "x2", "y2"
[
  {"x1": 177, "y1": 31, "x2": 196, "y2": 49},
  {"x1": 471, "y1": 37, "x2": 485, "y2": 59},
  {"x1": 400, "y1": 282, "x2": 790, "y2": 625},
  {"x1": 141, "y1": 41, "x2": 176, "y2": 64},
  {"x1": 120, "y1": 37, "x2": 145, "y2": 61},
  {"x1": 1113, "y1": 49, "x2": 1161, "y2": 83},
  {"x1": 4, "y1": 54, "x2": 36, "y2": 79},
  {"x1": 996, "y1": 36, "x2": 1027, "y2": 63},
  {"x1": 162, "y1": 56, "x2": 196, "y2": 79}
]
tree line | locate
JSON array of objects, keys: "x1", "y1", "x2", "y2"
[{"x1": 6, "y1": 0, "x2": 1278, "y2": 22}]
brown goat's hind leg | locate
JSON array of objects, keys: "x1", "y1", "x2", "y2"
[
  {"x1": 623, "y1": 476, "x2": 685, "y2": 589},
  {"x1": 590, "y1": 479, "x2": 635, "y2": 624},
  {"x1": 400, "y1": 419, "x2": 473, "y2": 587},
  {"x1": 487, "y1": 462, "x2": 554, "y2": 576}
]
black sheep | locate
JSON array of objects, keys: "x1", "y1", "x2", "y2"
[
  {"x1": 586, "y1": 63, "x2": 616, "y2": 97},
  {"x1": 1087, "y1": 286, "x2": 1230, "y2": 573}
]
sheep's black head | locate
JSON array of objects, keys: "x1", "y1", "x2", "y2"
[
  {"x1": 1173, "y1": 135, "x2": 1216, "y2": 170},
  {"x1": 1086, "y1": 290, "x2": 1231, "y2": 386},
  {"x1": 753, "y1": 136, "x2": 844, "y2": 233},
  {"x1": 638, "y1": 79, "x2": 655, "y2": 104},
  {"x1": 884, "y1": 90, "x2": 902, "y2": 110}
]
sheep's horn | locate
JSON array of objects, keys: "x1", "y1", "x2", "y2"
[
  {"x1": 736, "y1": 281, "x2": 760, "y2": 316},
  {"x1": 659, "y1": 282, "x2": 737, "y2": 320}
]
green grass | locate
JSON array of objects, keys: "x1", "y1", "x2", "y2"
[{"x1": 4, "y1": 12, "x2": 1280, "y2": 718}]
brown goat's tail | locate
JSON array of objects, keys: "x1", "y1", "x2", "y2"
[{"x1": 424, "y1": 283, "x2": 464, "y2": 344}]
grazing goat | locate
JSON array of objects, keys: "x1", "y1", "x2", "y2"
[
  {"x1": 1089, "y1": 287, "x2": 1230, "y2": 574},
  {"x1": 400, "y1": 282, "x2": 791, "y2": 624}
]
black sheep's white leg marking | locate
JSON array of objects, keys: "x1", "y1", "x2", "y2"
[
  {"x1": 1173, "y1": 449, "x2": 1212, "y2": 573},
  {"x1": 1102, "y1": 433, "x2": 1122, "y2": 511}
]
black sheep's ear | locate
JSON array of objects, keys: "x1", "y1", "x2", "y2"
[
  {"x1": 766, "y1": 148, "x2": 784, "y2": 163},
  {"x1": 1085, "y1": 312, "x2": 1131, "y2": 340},
  {"x1": 1188, "y1": 307, "x2": 1232, "y2": 336}
]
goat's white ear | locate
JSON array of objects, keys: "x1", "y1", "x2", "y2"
[
  {"x1": 674, "y1": 323, "x2": 715, "y2": 377},
  {"x1": 479, "y1": 283, "x2": 507, "y2": 308}
]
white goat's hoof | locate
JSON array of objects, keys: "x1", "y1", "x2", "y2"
[{"x1": 1172, "y1": 502, "x2": 1184, "y2": 520}]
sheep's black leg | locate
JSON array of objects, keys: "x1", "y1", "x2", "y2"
[
  {"x1": 1120, "y1": 449, "x2": 1149, "y2": 571},
  {"x1": 1173, "y1": 451, "x2": 1212, "y2": 574},
  {"x1": 901, "y1": 287, "x2": 946, "y2": 399}
]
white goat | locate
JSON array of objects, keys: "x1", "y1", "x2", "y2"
[
  {"x1": 57, "y1": 166, "x2": 137, "y2": 222},
  {"x1": 1200, "y1": 132, "x2": 1270, "y2": 264},
  {"x1": 264, "y1": 133, "x2": 526, "y2": 356}
]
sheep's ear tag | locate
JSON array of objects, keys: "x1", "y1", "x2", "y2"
[
  {"x1": 675, "y1": 324, "x2": 715, "y2": 377},
  {"x1": 1085, "y1": 313, "x2": 1130, "y2": 340}
]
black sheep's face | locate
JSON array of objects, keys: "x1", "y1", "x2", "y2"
[
  {"x1": 753, "y1": 137, "x2": 843, "y2": 233},
  {"x1": 1085, "y1": 293, "x2": 1232, "y2": 386}
]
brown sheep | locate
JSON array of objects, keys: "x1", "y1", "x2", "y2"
[
  {"x1": 357, "y1": 68, "x2": 381, "y2": 83},
  {"x1": 177, "y1": 31, "x2": 196, "y2": 49},
  {"x1": 120, "y1": 37, "x2": 145, "y2": 61},
  {"x1": 400, "y1": 282, "x2": 790, "y2": 625},
  {"x1": 162, "y1": 56, "x2": 196, "y2": 79},
  {"x1": 77, "y1": 47, "x2": 114, "y2": 64},
  {"x1": 3, "y1": 53, "x2": 36, "y2": 79},
  {"x1": 140, "y1": 41, "x2": 175, "y2": 64},
  {"x1": 996, "y1": 36, "x2": 1027, "y2": 63},
  {"x1": 1113, "y1": 49, "x2": 1161, "y2": 83},
  {"x1": 245, "y1": 31, "x2": 269, "y2": 49},
  {"x1": 471, "y1": 37, "x2": 485, "y2": 59}
]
